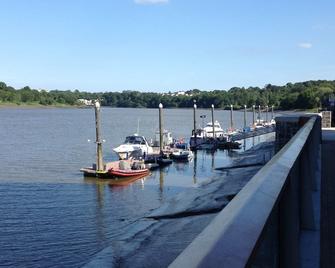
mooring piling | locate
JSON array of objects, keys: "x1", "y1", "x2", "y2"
[
  {"x1": 193, "y1": 102, "x2": 197, "y2": 146},
  {"x1": 244, "y1": 105, "x2": 247, "y2": 129},
  {"x1": 266, "y1": 105, "x2": 269, "y2": 123},
  {"x1": 272, "y1": 105, "x2": 274, "y2": 120},
  {"x1": 252, "y1": 105, "x2": 255, "y2": 126},
  {"x1": 230, "y1": 104, "x2": 234, "y2": 130},
  {"x1": 258, "y1": 105, "x2": 261, "y2": 121},
  {"x1": 159, "y1": 103, "x2": 163, "y2": 153},
  {"x1": 211, "y1": 104, "x2": 215, "y2": 138},
  {"x1": 94, "y1": 100, "x2": 104, "y2": 172}
]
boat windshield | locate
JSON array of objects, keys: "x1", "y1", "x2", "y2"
[{"x1": 124, "y1": 136, "x2": 146, "y2": 145}]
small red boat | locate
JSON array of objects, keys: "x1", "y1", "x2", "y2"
[
  {"x1": 108, "y1": 168, "x2": 149, "y2": 177},
  {"x1": 107, "y1": 160, "x2": 149, "y2": 178}
]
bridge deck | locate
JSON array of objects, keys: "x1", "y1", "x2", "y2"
[{"x1": 321, "y1": 128, "x2": 335, "y2": 268}]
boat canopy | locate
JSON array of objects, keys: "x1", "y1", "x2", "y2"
[{"x1": 124, "y1": 135, "x2": 147, "y2": 145}]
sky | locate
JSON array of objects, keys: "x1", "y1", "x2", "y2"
[{"x1": 0, "y1": 0, "x2": 334, "y2": 92}]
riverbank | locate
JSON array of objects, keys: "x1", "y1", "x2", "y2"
[
  {"x1": 84, "y1": 140, "x2": 275, "y2": 267},
  {"x1": 0, "y1": 102, "x2": 85, "y2": 109}
]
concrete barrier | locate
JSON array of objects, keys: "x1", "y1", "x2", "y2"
[{"x1": 169, "y1": 115, "x2": 321, "y2": 268}]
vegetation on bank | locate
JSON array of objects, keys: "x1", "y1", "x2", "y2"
[{"x1": 1, "y1": 80, "x2": 335, "y2": 110}]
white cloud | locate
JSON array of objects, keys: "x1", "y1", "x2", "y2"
[
  {"x1": 134, "y1": 0, "x2": 168, "y2": 4},
  {"x1": 298, "y1": 43, "x2": 313, "y2": 49}
]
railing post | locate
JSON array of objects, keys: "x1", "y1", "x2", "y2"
[
  {"x1": 300, "y1": 139, "x2": 316, "y2": 230},
  {"x1": 279, "y1": 162, "x2": 300, "y2": 267}
]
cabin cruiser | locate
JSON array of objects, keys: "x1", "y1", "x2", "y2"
[
  {"x1": 203, "y1": 120, "x2": 226, "y2": 138},
  {"x1": 113, "y1": 134, "x2": 153, "y2": 160},
  {"x1": 189, "y1": 121, "x2": 227, "y2": 149},
  {"x1": 152, "y1": 129, "x2": 173, "y2": 147},
  {"x1": 254, "y1": 119, "x2": 266, "y2": 129},
  {"x1": 170, "y1": 142, "x2": 193, "y2": 161}
]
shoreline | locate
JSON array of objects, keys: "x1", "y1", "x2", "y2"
[{"x1": 0, "y1": 103, "x2": 84, "y2": 109}]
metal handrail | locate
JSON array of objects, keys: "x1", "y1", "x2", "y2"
[{"x1": 169, "y1": 117, "x2": 317, "y2": 268}]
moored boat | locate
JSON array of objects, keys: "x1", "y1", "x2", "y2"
[
  {"x1": 170, "y1": 142, "x2": 193, "y2": 161},
  {"x1": 80, "y1": 159, "x2": 150, "y2": 179},
  {"x1": 113, "y1": 134, "x2": 153, "y2": 159},
  {"x1": 190, "y1": 120, "x2": 228, "y2": 150}
]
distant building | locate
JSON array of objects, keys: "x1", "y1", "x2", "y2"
[
  {"x1": 163, "y1": 91, "x2": 193, "y2": 97},
  {"x1": 77, "y1": 99, "x2": 93, "y2": 106}
]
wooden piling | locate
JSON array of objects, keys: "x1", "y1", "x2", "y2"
[
  {"x1": 193, "y1": 103, "x2": 197, "y2": 146},
  {"x1": 159, "y1": 103, "x2": 163, "y2": 153},
  {"x1": 244, "y1": 105, "x2": 247, "y2": 129},
  {"x1": 252, "y1": 105, "x2": 255, "y2": 126},
  {"x1": 266, "y1": 105, "x2": 269, "y2": 123},
  {"x1": 230, "y1": 104, "x2": 234, "y2": 130},
  {"x1": 272, "y1": 105, "x2": 274, "y2": 120},
  {"x1": 211, "y1": 104, "x2": 215, "y2": 138},
  {"x1": 94, "y1": 100, "x2": 104, "y2": 171},
  {"x1": 258, "y1": 105, "x2": 261, "y2": 121}
]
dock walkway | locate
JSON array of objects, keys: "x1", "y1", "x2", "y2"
[{"x1": 321, "y1": 128, "x2": 335, "y2": 268}]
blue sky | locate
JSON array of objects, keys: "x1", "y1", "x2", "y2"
[{"x1": 0, "y1": 0, "x2": 334, "y2": 92}]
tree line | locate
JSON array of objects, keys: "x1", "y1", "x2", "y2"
[{"x1": 0, "y1": 80, "x2": 335, "y2": 110}]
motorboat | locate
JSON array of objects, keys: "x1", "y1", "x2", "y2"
[
  {"x1": 107, "y1": 160, "x2": 149, "y2": 177},
  {"x1": 80, "y1": 159, "x2": 150, "y2": 180},
  {"x1": 189, "y1": 120, "x2": 227, "y2": 149},
  {"x1": 203, "y1": 120, "x2": 227, "y2": 138},
  {"x1": 152, "y1": 129, "x2": 173, "y2": 147},
  {"x1": 170, "y1": 143, "x2": 193, "y2": 161},
  {"x1": 113, "y1": 134, "x2": 153, "y2": 159}
]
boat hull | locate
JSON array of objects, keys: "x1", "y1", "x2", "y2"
[{"x1": 108, "y1": 169, "x2": 149, "y2": 177}]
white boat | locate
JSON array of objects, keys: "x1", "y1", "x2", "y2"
[
  {"x1": 113, "y1": 134, "x2": 153, "y2": 160},
  {"x1": 203, "y1": 120, "x2": 227, "y2": 138},
  {"x1": 254, "y1": 119, "x2": 266, "y2": 129},
  {"x1": 190, "y1": 121, "x2": 227, "y2": 149},
  {"x1": 152, "y1": 130, "x2": 173, "y2": 147},
  {"x1": 170, "y1": 143, "x2": 193, "y2": 161}
]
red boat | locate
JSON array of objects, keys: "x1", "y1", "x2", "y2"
[
  {"x1": 107, "y1": 160, "x2": 149, "y2": 178},
  {"x1": 108, "y1": 168, "x2": 149, "y2": 177}
]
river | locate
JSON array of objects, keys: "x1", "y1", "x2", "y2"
[{"x1": 0, "y1": 107, "x2": 274, "y2": 267}]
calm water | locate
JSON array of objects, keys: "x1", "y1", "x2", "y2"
[{"x1": 0, "y1": 107, "x2": 273, "y2": 267}]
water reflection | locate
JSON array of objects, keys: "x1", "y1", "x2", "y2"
[
  {"x1": 193, "y1": 150, "x2": 197, "y2": 184},
  {"x1": 159, "y1": 168, "x2": 164, "y2": 195}
]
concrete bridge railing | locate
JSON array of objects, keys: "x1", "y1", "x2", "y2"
[{"x1": 169, "y1": 115, "x2": 321, "y2": 268}]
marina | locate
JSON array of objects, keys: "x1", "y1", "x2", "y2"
[
  {"x1": 1, "y1": 1, "x2": 333, "y2": 266},
  {"x1": 0, "y1": 106, "x2": 275, "y2": 267},
  {"x1": 80, "y1": 101, "x2": 276, "y2": 186}
]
